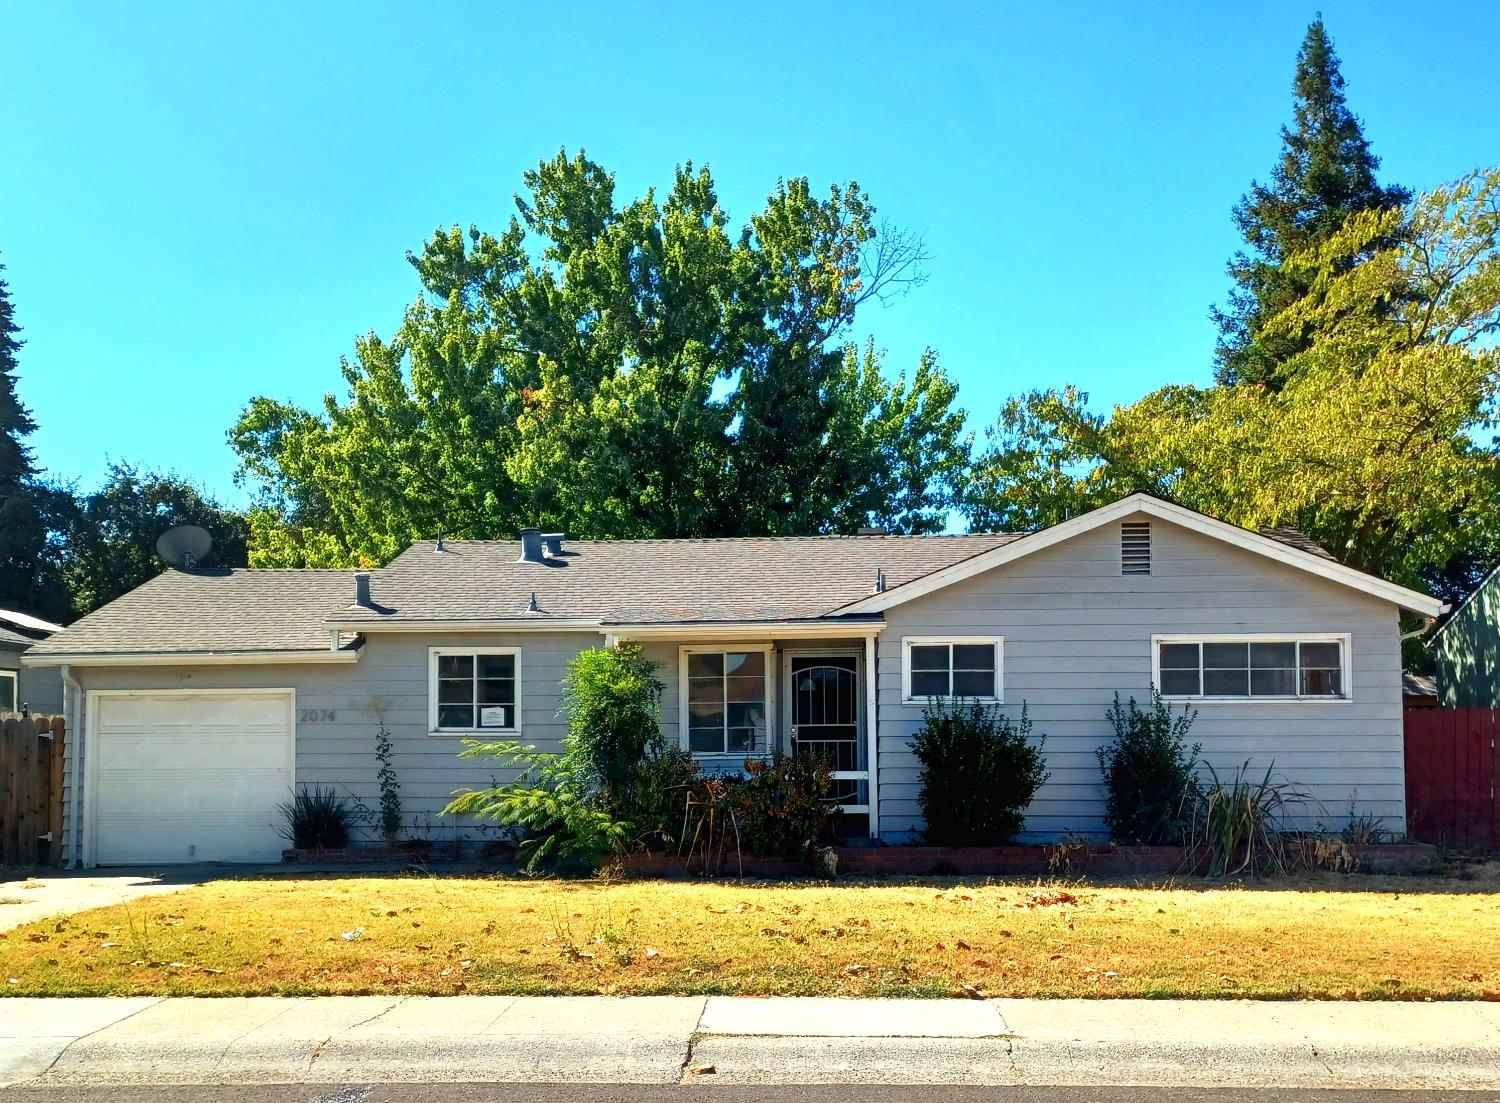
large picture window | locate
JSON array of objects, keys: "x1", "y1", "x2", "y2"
[
  {"x1": 1154, "y1": 636, "x2": 1348, "y2": 700},
  {"x1": 902, "y1": 637, "x2": 1003, "y2": 702},
  {"x1": 681, "y1": 647, "x2": 770, "y2": 756},
  {"x1": 429, "y1": 648, "x2": 520, "y2": 732}
]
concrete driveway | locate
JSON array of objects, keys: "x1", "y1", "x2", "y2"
[{"x1": 0, "y1": 867, "x2": 232, "y2": 933}]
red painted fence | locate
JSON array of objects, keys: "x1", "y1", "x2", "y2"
[{"x1": 1404, "y1": 708, "x2": 1500, "y2": 851}]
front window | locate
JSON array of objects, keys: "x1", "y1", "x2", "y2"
[
  {"x1": 430, "y1": 649, "x2": 519, "y2": 732},
  {"x1": 684, "y1": 649, "x2": 769, "y2": 755},
  {"x1": 0, "y1": 670, "x2": 14, "y2": 711},
  {"x1": 903, "y1": 638, "x2": 1002, "y2": 702},
  {"x1": 1156, "y1": 637, "x2": 1347, "y2": 699}
]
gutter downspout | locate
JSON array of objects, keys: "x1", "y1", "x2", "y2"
[
  {"x1": 59, "y1": 664, "x2": 84, "y2": 869},
  {"x1": 1400, "y1": 615, "x2": 1438, "y2": 644}
]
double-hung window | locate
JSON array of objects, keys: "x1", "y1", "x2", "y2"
[
  {"x1": 1154, "y1": 635, "x2": 1348, "y2": 700},
  {"x1": 429, "y1": 648, "x2": 520, "y2": 732},
  {"x1": 682, "y1": 647, "x2": 771, "y2": 756},
  {"x1": 902, "y1": 637, "x2": 1003, "y2": 702}
]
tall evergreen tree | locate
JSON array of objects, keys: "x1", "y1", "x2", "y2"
[
  {"x1": 0, "y1": 256, "x2": 70, "y2": 621},
  {"x1": 1212, "y1": 17, "x2": 1410, "y2": 388}
]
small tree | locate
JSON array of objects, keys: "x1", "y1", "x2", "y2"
[
  {"x1": 1096, "y1": 692, "x2": 1201, "y2": 845},
  {"x1": 911, "y1": 700, "x2": 1049, "y2": 846},
  {"x1": 445, "y1": 644, "x2": 664, "y2": 870}
]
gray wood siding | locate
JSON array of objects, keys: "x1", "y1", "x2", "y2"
[
  {"x1": 69, "y1": 631, "x2": 603, "y2": 852},
  {"x1": 1, "y1": 650, "x2": 63, "y2": 715},
  {"x1": 876, "y1": 512, "x2": 1406, "y2": 841}
]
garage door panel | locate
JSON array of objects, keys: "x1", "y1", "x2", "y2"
[{"x1": 93, "y1": 692, "x2": 293, "y2": 865}]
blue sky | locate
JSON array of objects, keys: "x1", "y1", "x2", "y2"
[{"x1": 4, "y1": 1, "x2": 1498, "y2": 504}]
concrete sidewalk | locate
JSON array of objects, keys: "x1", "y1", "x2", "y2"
[{"x1": 2, "y1": 996, "x2": 1498, "y2": 1089}]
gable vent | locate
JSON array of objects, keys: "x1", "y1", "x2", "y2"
[{"x1": 1121, "y1": 521, "x2": 1151, "y2": 575}]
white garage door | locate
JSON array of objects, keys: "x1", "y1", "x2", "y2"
[{"x1": 92, "y1": 691, "x2": 294, "y2": 864}]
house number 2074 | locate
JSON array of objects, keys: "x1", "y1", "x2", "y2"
[{"x1": 299, "y1": 709, "x2": 337, "y2": 723}]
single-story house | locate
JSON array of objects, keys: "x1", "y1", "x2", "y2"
[
  {"x1": 24, "y1": 493, "x2": 1446, "y2": 867},
  {"x1": 0, "y1": 608, "x2": 64, "y2": 715},
  {"x1": 1431, "y1": 560, "x2": 1500, "y2": 707}
]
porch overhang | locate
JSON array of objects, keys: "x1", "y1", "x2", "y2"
[{"x1": 605, "y1": 618, "x2": 884, "y2": 642}]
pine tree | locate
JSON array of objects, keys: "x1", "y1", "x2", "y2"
[
  {"x1": 0, "y1": 255, "x2": 71, "y2": 622},
  {"x1": 0, "y1": 258, "x2": 35, "y2": 484},
  {"x1": 1212, "y1": 17, "x2": 1410, "y2": 388}
]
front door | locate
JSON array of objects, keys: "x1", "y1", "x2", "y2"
[{"x1": 786, "y1": 652, "x2": 869, "y2": 812}]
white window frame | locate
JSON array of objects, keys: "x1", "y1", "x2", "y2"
[
  {"x1": 0, "y1": 669, "x2": 16, "y2": 711},
  {"x1": 678, "y1": 643, "x2": 775, "y2": 758},
  {"x1": 1151, "y1": 633, "x2": 1353, "y2": 703},
  {"x1": 901, "y1": 636, "x2": 1004, "y2": 704},
  {"x1": 428, "y1": 646, "x2": 522, "y2": 735}
]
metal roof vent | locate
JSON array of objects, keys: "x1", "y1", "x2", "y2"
[
  {"x1": 541, "y1": 532, "x2": 565, "y2": 557},
  {"x1": 526, "y1": 591, "x2": 540, "y2": 613},
  {"x1": 871, "y1": 567, "x2": 887, "y2": 594},
  {"x1": 352, "y1": 571, "x2": 372, "y2": 607},
  {"x1": 1121, "y1": 521, "x2": 1151, "y2": 575},
  {"x1": 517, "y1": 528, "x2": 546, "y2": 564}
]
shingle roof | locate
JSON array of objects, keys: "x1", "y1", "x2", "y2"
[
  {"x1": 29, "y1": 514, "x2": 1348, "y2": 657},
  {"x1": 340, "y1": 534, "x2": 1022, "y2": 625},
  {"x1": 27, "y1": 570, "x2": 359, "y2": 657}
]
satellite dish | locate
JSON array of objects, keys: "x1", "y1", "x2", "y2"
[{"x1": 156, "y1": 525, "x2": 213, "y2": 570}]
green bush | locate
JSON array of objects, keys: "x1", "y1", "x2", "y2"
[
  {"x1": 734, "y1": 752, "x2": 833, "y2": 859},
  {"x1": 561, "y1": 644, "x2": 666, "y2": 803},
  {"x1": 445, "y1": 644, "x2": 663, "y2": 870},
  {"x1": 277, "y1": 784, "x2": 354, "y2": 850},
  {"x1": 1096, "y1": 691, "x2": 1202, "y2": 845},
  {"x1": 911, "y1": 700, "x2": 1049, "y2": 846}
]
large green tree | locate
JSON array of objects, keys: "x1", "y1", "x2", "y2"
[
  {"x1": 969, "y1": 169, "x2": 1500, "y2": 604},
  {"x1": 0, "y1": 257, "x2": 71, "y2": 622},
  {"x1": 1212, "y1": 17, "x2": 1410, "y2": 389},
  {"x1": 60, "y1": 463, "x2": 250, "y2": 616},
  {"x1": 233, "y1": 153, "x2": 969, "y2": 565}
]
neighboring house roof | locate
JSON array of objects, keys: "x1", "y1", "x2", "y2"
[
  {"x1": 25, "y1": 570, "x2": 362, "y2": 662},
  {"x1": 27, "y1": 493, "x2": 1445, "y2": 662},
  {"x1": 0, "y1": 608, "x2": 62, "y2": 652},
  {"x1": 1430, "y1": 558, "x2": 1500, "y2": 644},
  {"x1": 1402, "y1": 672, "x2": 1438, "y2": 698}
]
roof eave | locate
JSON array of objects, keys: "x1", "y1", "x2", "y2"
[{"x1": 22, "y1": 647, "x2": 364, "y2": 668}]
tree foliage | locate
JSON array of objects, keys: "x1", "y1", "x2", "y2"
[
  {"x1": 232, "y1": 152, "x2": 969, "y2": 565},
  {"x1": 968, "y1": 169, "x2": 1500, "y2": 600},
  {"x1": 1213, "y1": 17, "x2": 1410, "y2": 389},
  {"x1": 60, "y1": 462, "x2": 250, "y2": 616}
]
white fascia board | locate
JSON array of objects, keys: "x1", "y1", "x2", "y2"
[
  {"x1": 608, "y1": 620, "x2": 885, "y2": 641},
  {"x1": 836, "y1": 493, "x2": 1448, "y2": 619},
  {"x1": 326, "y1": 618, "x2": 607, "y2": 633},
  {"x1": 22, "y1": 649, "x2": 363, "y2": 668}
]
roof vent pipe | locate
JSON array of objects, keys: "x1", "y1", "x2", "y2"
[
  {"x1": 517, "y1": 528, "x2": 546, "y2": 564},
  {"x1": 526, "y1": 591, "x2": 540, "y2": 613},
  {"x1": 353, "y1": 571, "x2": 372, "y2": 608},
  {"x1": 871, "y1": 567, "x2": 887, "y2": 594},
  {"x1": 541, "y1": 532, "x2": 565, "y2": 557}
]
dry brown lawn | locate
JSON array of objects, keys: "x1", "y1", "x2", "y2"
[{"x1": 1, "y1": 870, "x2": 1497, "y2": 999}]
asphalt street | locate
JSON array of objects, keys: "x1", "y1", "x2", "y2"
[{"x1": 4, "y1": 1087, "x2": 1498, "y2": 1103}]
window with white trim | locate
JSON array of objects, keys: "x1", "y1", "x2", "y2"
[
  {"x1": 902, "y1": 637, "x2": 1003, "y2": 702},
  {"x1": 682, "y1": 647, "x2": 770, "y2": 755},
  {"x1": 0, "y1": 670, "x2": 15, "y2": 711},
  {"x1": 1155, "y1": 636, "x2": 1347, "y2": 699},
  {"x1": 429, "y1": 648, "x2": 520, "y2": 732}
]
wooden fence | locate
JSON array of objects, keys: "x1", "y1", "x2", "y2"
[
  {"x1": 1404, "y1": 707, "x2": 1499, "y2": 851},
  {"x1": 0, "y1": 714, "x2": 65, "y2": 867}
]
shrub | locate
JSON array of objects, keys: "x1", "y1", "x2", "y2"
[
  {"x1": 1183, "y1": 760, "x2": 1310, "y2": 876},
  {"x1": 735, "y1": 752, "x2": 834, "y2": 859},
  {"x1": 620, "y1": 745, "x2": 700, "y2": 851},
  {"x1": 277, "y1": 784, "x2": 354, "y2": 850},
  {"x1": 561, "y1": 644, "x2": 666, "y2": 803},
  {"x1": 445, "y1": 644, "x2": 664, "y2": 871},
  {"x1": 373, "y1": 712, "x2": 402, "y2": 844},
  {"x1": 1096, "y1": 691, "x2": 1202, "y2": 845},
  {"x1": 911, "y1": 700, "x2": 1049, "y2": 846}
]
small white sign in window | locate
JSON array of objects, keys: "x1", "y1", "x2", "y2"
[{"x1": 480, "y1": 705, "x2": 511, "y2": 728}]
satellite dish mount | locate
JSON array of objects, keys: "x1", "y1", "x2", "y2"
[{"x1": 156, "y1": 525, "x2": 214, "y2": 570}]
